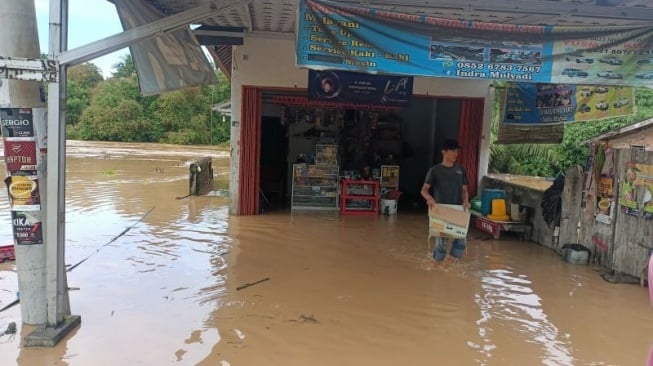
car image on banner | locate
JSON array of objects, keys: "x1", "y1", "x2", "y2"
[{"x1": 597, "y1": 71, "x2": 624, "y2": 79}]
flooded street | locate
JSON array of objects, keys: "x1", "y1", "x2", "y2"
[{"x1": 1, "y1": 141, "x2": 652, "y2": 365}]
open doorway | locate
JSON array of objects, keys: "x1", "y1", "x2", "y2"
[{"x1": 259, "y1": 116, "x2": 288, "y2": 211}]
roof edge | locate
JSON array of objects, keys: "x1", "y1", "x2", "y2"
[{"x1": 583, "y1": 117, "x2": 653, "y2": 144}]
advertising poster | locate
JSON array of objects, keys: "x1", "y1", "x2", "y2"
[
  {"x1": 380, "y1": 165, "x2": 400, "y2": 188},
  {"x1": 308, "y1": 70, "x2": 413, "y2": 107},
  {"x1": 619, "y1": 162, "x2": 653, "y2": 218},
  {"x1": 5, "y1": 175, "x2": 41, "y2": 208},
  {"x1": 1, "y1": 108, "x2": 35, "y2": 138},
  {"x1": 297, "y1": 0, "x2": 653, "y2": 87},
  {"x1": 503, "y1": 83, "x2": 635, "y2": 124},
  {"x1": 11, "y1": 210, "x2": 43, "y2": 245},
  {"x1": 2, "y1": 138, "x2": 38, "y2": 173}
]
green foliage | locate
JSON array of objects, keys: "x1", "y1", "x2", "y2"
[
  {"x1": 490, "y1": 86, "x2": 653, "y2": 177},
  {"x1": 100, "y1": 169, "x2": 117, "y2": 176},
  {"x1": 112, "y1": 54, "x2": 136, "y2": 79},
  {"x1": 71, "y1": 78, "x2": 159, "y2": 142},
  {"x1": 65, "y1": 58, "x2": 231, "y2": 145},
  {"x1": 66, "y1": 63, "x2": 104, "y2": 126}
]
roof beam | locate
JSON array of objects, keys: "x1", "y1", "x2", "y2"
[{"x1": 58, "y1": 0, "x2": 247, "y2": 67}]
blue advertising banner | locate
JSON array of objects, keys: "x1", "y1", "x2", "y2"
[
  {"x1": 503, "y1": 83, "x2": 635, "y2": 124},
  {"x1": 297, "y1": 0, "x2": 653, "y2": 87},
  {"x1": 308, "y1": 70, "x2": 413, "y2": 106}
]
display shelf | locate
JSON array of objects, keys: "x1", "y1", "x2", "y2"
[
  {"x1": 340, "y1": 179, "x2": 380, "y2": 215},
  {"x1": 292, "y1": 163, "x2": 339, "y2": 211}
]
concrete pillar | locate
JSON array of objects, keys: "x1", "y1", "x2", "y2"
[
  {"x1": 0, "y1": 0, "x2": 48, "y2": 325},
  {"x1": 478, "y1": 86, "x2": 494, "y2": 184}
]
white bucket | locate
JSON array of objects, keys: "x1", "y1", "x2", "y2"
[{"x1": 380, "y1": 199, "x2": 397, "y2": 215}]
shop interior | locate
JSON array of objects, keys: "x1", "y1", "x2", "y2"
[{"x1": 258, "y1": 89, "x2": 464, "y2": 214}]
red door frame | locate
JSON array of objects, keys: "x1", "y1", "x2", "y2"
[{"x1": 238, "y1": 86, "x2": 263, "y2": 215}]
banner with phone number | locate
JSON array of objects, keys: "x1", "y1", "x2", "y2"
[
  {"x1": 502, "y1": 83, "x2": 635, "y2": 125},
  {"x1": 297, "y1": 0, "x2": 653, "y2": 87}
]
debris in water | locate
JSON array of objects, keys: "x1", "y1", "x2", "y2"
[
  {"x1": 4, "y1": 322, "x2": 16, "y2": 335},
  {"x1": 236, "y1": 277, "x2": 270, "y2": 291},
  {"x1": 299, "y1": 314, "x2": 319, "y2": 324}
]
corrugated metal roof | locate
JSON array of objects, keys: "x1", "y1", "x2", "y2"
[{"x1": 584, "y1": 117, "x2": 653, "y2": 144}]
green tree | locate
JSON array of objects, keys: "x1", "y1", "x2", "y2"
[
  {"x1": 150, "y1": 72, "x2": 231, "y2": 145},
  {"x1": 112, "y1": 54, "x2": 136, "y2": 79},
  {"x1": 66, "y1": 62, "x2": 103, "y2": 127},
  {"x1": 71, "y1": 60, "x2": 230, "y2": 145},
  {"x1": 74, "y1": 78, "x2": 160, "y2": 142}
]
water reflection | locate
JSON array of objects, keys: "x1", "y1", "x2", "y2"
[{"x1": 473, "y1": 268, "x2": 573, "y2": 366}]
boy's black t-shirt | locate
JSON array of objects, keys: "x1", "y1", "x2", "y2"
[{"x1": 424, "y1": 164, "x2": 468, "y2": 205}]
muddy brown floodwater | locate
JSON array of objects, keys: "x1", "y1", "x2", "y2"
[{"x1": 1, "y1": 140, "x2": 652, "y2": 366}]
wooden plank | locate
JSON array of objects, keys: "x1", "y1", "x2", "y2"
[
  {"x1": 611, "y1": 148, "x2": 653, "y2": 278},
  {"x1": 559, "y1": 165, "x2": 583, "y2": 248}
]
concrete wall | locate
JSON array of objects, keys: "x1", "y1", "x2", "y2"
[
  {"x1": 480, "y1": 176, "x2": 556, "y2": 248},
  {"x1": 229, "y1": 36, "x2": 493, "y2": 214}
]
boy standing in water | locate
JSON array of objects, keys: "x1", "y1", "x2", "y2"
[{"x1": 420, "y1": 139, "x2": 470, "y2": 262}]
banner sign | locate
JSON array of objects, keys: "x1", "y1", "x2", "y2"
[
  {"x1": 1, "y1": 108, "x2": 35, "y2": 138},
  {"x1": 11, "y1": 210, "x2": 43, "y2": 245},
  {"x1": 503, "y1": 83, "x2": 635, "y2": 124},
  {"x1": 2, "y1": 138, "x2": 37, "y2": 173},
  {"x1": 308, "y1": 70, "x2": 413, "y2": 106},
  {"x1": 297, "y1": 0, "x2": 653, "y2": 87}
]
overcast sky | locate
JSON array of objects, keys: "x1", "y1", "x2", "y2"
[{"x1": 34, "y1": 0, "x2": 129, "y2": 78}]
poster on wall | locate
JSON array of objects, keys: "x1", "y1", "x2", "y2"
[
  {"x1": 1, "y1": 108, "x2": 35, "y2": 138},
  {"x1": 380, "y1": 165, "x2": 400, "y2": 188},
  {"x1": 619, "y1": 162, "x2": 653, "y2": 218},
  {"x1": 502, "y1": 83, "x2": 635, "y2": 124},
  {"x1": 308, "y1": 70, "x2": 413, "y2": 107},
  {"x1": 11, "y1": 210, "x2": 43, "y2": 245},
  {"x1": 297, "y1": 0, "x2": 653, "y2": 87},
  {"x1": 596, "y1": 175, "x2": 615, "y2": 224},
  {"x1": 5, "y1": 175, "x2": 41, "y2": 208},
  {"x1": 2, "y1": 138, "x2": 38, "y2": 173}
]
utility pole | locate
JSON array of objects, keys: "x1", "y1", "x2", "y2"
[
  {"x1": 0, "y1": 0, "x2": 48, "y2": 326},
  {"x1": 1, "y1": 0, "x2": 79, "y2": 346}
]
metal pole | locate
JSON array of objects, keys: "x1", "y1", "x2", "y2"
[
  {"x1": 0, "y1": 0, "x2": 48, "y2": 325},
  {"x1": 46, "y1": 0, "x2": 71, "y2": 326}
]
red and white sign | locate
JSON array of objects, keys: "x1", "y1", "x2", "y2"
[{"x1": 3, "y1": 139, "x2": 37, "y2": 172}]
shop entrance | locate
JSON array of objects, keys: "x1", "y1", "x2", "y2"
[
  {"x1": 259, "y1": 115, "x2": 287, "y2": 210},
  {"x1": 240, "y1": 87, "x2": 483, "y2": 215}
]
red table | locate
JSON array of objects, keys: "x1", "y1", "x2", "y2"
[{"x1": 340, "y1": 180, "x2": 380, "y2": 216}]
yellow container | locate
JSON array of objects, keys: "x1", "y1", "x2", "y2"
[
  {"x1": 491, "y1": 198, "x2": 507, "y2": 216},
  {"x1": 487, "y1": 198, "x2": 510, "y2": 221}
]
